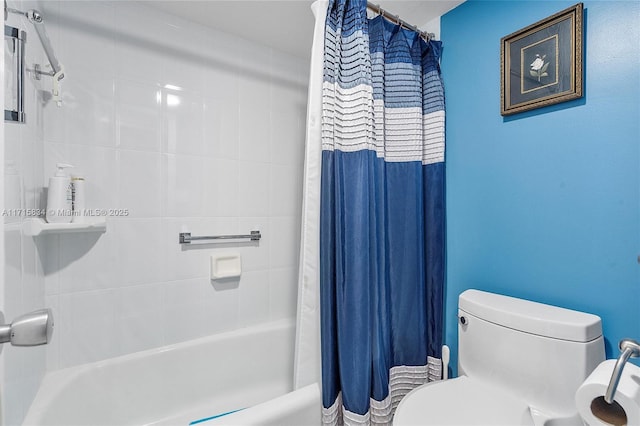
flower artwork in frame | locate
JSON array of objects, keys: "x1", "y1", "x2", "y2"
[{"x1": 500, "y1": 3, "x2": 583, "y2": 116}]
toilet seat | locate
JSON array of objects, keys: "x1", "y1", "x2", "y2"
[{"x1": 393, "y1": 376, "x2": 535, "y2": 426}]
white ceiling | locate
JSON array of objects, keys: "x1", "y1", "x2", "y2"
[{"x1": 150, "y1": 1, "x2": 464, "y2": 59}]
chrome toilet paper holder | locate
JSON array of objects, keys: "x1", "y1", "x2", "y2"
[{"x1": 605, "y1": 338, "x2": 640, "y2": 404}]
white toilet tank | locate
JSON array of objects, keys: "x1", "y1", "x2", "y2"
[{"x1": 458, "y1": 290, "x2": 605, "y2": 419}]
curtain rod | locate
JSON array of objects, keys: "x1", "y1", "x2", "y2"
[{"x1": 366, "y1": 2, "x2": 435, "y2": 41}]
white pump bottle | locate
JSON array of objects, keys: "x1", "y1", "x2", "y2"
[{"x1": 46, "y1": 163, "x2": 73, "y2": 223}]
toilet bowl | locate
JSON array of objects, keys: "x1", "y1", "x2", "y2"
[
  {"x1": 394, "y1": 376, "x2": 535, "y2": 425},
  {"x1": 393, "y1": 290, "x2": 605, "y2": 426}
]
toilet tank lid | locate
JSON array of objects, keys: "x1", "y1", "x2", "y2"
[{"x1": 459, "y1": 290, "x2": 603, "y2": 342}]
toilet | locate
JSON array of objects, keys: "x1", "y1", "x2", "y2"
[{"x1": 393, "y1": 289, "x2": 605, "y2": 425}]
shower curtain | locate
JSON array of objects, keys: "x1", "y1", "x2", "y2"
[
  {"x1": 317, "y1": 0, "x2": 446, "y2": 424},
  {"x1": 294, "y1": 0, "x2": 328, "y2": 391}
]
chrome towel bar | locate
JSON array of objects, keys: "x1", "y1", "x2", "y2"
[{"x1": 179, "y1": 231, "x2": 261, "y2": 244}]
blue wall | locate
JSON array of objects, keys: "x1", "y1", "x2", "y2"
[{"x1": 441, "y1": 1, "x2": 640, "y2": 375}]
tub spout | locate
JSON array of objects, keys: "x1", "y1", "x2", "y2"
[
  {"x1": 604, "y1": 338, "x2": 640, "y2": 404},
  {"x1": 0, "y1": 309, "x2": 54, "y2": 348}
]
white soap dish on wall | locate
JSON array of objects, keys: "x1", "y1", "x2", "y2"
[
  {"x1": 210, "y1": 253, "x2": 242, "y2": 280},
  {"x1": 23, "y1": 217, "x2": 107, "y2": 237}
]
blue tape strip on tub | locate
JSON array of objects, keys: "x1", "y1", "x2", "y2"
[{"x1": 189, "y1": 408, "x2": 245, "y2": 425}]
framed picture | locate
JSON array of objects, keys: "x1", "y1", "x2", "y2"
[{"x1": 501, "y1": 3, "x2": 583, "y2": 116}]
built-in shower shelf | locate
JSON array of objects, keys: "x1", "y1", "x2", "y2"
[{"x1": 23, "y1": 218, "x2": 107, "y2": 237}]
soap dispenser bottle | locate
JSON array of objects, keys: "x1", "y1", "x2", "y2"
[{"x1": 46, "y1": 163, "x2": 73, "y2": 224}]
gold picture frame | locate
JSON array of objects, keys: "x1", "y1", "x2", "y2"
[{"x1": 501, "y1": 3, "x2": 583, "y2": 116}]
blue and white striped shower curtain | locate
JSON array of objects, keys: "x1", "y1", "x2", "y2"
[{"x1": 319, "y1": 0, "x2": 445, "y2": 424}]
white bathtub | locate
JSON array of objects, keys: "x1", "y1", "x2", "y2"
[{"x1": 23, "y1": 319, "x2": 321, "y2": 426}]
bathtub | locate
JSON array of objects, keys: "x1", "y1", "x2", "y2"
[{"x1": 23, "y1": 319, "x2": 321, "y2": 426}]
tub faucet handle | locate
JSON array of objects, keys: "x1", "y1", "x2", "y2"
[{"x1": 604, "y1": 338, "x2": 640, "y2": 404}]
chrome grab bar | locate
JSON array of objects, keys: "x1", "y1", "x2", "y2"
[
  {"x1": 604, "y1": 338, "x2": 640, "y2": 404},
  {"x1": 4, "y1": 25, "x2": 26, "y2": 123},
  {"x1": 179, "y1": 231, "x2": 261, "y2": 244}
]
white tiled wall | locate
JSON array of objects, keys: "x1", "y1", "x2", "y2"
[
  {"x1": 3, "y1": 1, "x2": 307, "y2": 421},
  {"x1": 35, "y1": 1, "x2": 308, "y2": 371}
]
